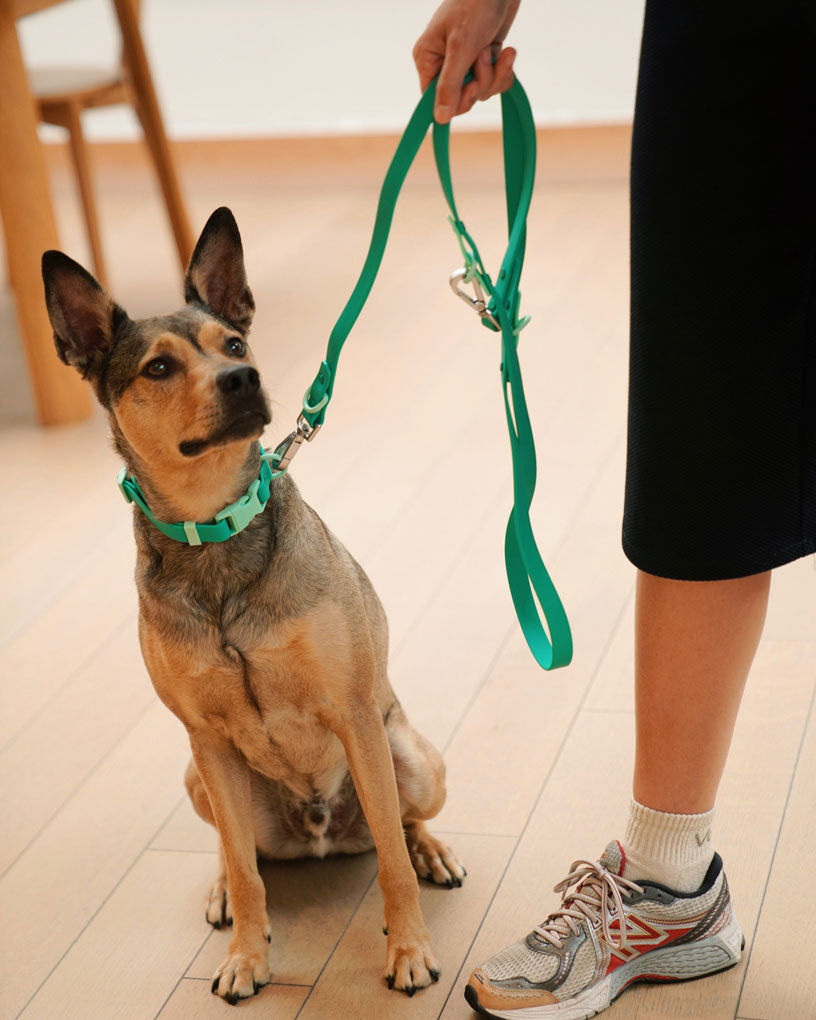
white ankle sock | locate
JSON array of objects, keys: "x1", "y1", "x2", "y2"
[{"x1": 621, "y1": 799, "x2": 715, "y2": 893}]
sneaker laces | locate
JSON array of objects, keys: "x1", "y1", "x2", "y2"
[{"x1": 532, "y1": 858, "x2": 644, "y2": 952}]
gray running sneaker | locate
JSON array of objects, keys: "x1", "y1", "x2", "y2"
[{"x1": 465, "y1": 841, "x2": 743, "y2": 1020}]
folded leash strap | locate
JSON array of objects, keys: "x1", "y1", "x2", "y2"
[{"x1": 291, "y1": 76, "x2": 572, "y2": 671}]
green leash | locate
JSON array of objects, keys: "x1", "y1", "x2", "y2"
[
  {"x1": 270, "y1": 76, "x2": 572, "y2": 671},
  {"x1": 118, "y1": 75, "x2": 573, "y2": 671}
]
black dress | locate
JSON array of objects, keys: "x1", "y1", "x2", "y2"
[{"x1": 622, "y1": 0, "x2": 816, "y2": 579}]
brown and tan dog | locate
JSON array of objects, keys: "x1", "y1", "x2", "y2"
[{"x1": 42, "y1": 207, "x2": 464, "y2": 1004}]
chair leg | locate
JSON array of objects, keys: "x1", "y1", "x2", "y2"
[
  {"x1": 0, "y1": 3, "x2": 91, "y2": 425},
  {"x1": 64, "y1": 102, "x2": 108, "y2": 289},
  {"x1": 133, "y1": 93, "x2": 194, "y2": 274},
  {"x1": 113, "y1": 0, "x2": 193, "y2": 274}
]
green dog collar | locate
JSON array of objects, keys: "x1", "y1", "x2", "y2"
[{"x1": 116, "y1": 442, "x2": 278, "y2": 546}]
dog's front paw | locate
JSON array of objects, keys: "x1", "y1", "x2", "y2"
[
  {"x1": 406, "y1": 824, "x2": 467, "y2": 888},
  {"x1": 211, "y1": 936, "x2": 271, "y2": 1005},
  {"x1": 385, "y1": 926, "x2": 440, "y2": 996}
]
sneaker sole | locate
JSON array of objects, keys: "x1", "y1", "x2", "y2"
[{"x1": 464, "y1": 915, "x2": 745, "y2": 1020}]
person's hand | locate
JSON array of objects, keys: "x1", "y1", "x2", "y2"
[{"x1": 413, "y1": 0, "x2": 520, "y2": 123}]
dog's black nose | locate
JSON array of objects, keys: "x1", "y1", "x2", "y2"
[{"x1": 217, "y1": 366, "x2": 260, "y2": 398}]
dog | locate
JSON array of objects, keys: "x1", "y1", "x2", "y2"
[{"x1": 42, "y1": 207, "x2": 464, "y2": 1004}]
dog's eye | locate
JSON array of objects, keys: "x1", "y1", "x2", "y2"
[
  {"x1": 143, "y1": 357, "x2": 173, "y2": 378},
  {"x1": 226, "y1": 337, "x2": 246, "y2": 357}
]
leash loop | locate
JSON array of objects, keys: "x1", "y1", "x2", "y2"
[
  {"x1": 272, "y1": 75, "x2": 573, "y2": 671},
  {"x1": 437, "y1": 82, "x2": 572, "y2": 670}
]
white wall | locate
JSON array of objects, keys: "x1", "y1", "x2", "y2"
[{"x1": 19, "y1": 0, "x2": 645, "y2": 140}]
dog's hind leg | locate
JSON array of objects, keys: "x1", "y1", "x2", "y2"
[
  {"x1": 403, "y1": 819, "x2": 466, "y2": 888},
  {"x1": 385, "y1": 704, "x2": 466, "y2": 889},
  {"x1": 205, "y1": 848, "x2": 233, "y2": 929},
  {"x1": 185, "y1": 755, "x2": 215, "y2": 824},
  {"x1": 185, "y1": 758, "x2": 235, "y2": 928}
]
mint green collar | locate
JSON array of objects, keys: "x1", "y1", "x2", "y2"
[{"x1": 116, "y1": 443, "x2": 277, "y2": 546}]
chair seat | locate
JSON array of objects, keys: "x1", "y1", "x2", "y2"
[{"x1": 28, "y1": 65, "x2": 124, "y2": 106}]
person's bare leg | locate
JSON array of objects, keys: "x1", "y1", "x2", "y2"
[{"x1": 633, "y1": 568, "x2": 772, "y2": 814}]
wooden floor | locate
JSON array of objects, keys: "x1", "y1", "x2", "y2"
[{"x1": 1, "y1": 129, "x2": 814, "y2": 1020}]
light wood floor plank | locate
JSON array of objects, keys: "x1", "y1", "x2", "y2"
[
  {"x1": 433, "y1": 432, "x2": 630, "y2": 837},
  {"x1": 0, "y1": 616, "x2": 150, "y2": 877},
  {"x1": 150, "y1": 796, "x2": 219, "y2": 855},
  {"x1": 736, "y1": 679, "x2": 816, "y2": 1020},
  {"x1": 0, "y1": 411, "x2": 112, "y2": 562},
  {"x1": 0, "y1": 488, "x2": 127, "y2": 647},
  {"x1": 0, "y1": 703, "x2": 189, "y2": 1018},
  {"x1": 20, "y1": 849, "x2": 216, "y2": 1020},
  {"x1": 0, "y1": 531, "x2": 134, "y2": 751},
  {"x1": 583, "y1": 591, "x2": 635, "y2": 713},
  {"x1": 763, "y1": 554, "x2": 816, "y2": 642},
  {"x1": 185, "y1": 851, "x2": 379, "y2": 988},
  {"x1": 299, "y1": 833, "x2": 515, "y2": 1020},
  {"x1": 158, "y1": 978, "x2": 310, "y2": 1020}
]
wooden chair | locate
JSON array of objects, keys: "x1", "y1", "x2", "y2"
[{"x1": 23, "y1": 0, "x2": 193, "y2": 287}]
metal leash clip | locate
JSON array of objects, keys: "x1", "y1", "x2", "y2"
[
  {"x1": 265, "y1": 414, "x2": 321, "y2": 473},
  {"x1": 449, "y1": 267, "x2": 500, "y2": 329}
]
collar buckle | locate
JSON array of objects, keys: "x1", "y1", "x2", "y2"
[{"x1": 214, "y1": 476, "x2": 265, "y2": 536}]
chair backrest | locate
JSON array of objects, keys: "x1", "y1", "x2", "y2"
[
  {"x1": 15, "y1": 1, "x2": 69, "y2": 16},
  {"x1": 16, "y1": 0, "x2": 142, "y2": 74},
  {"x1": 15, "y1": 0, "x2": 140, "y2": 23}
]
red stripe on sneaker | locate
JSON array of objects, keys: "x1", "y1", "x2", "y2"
[{"x1": 604, "y1": 922, "x2": 695, "y2": 973}]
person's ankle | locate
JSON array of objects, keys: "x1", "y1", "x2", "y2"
[{"x1": 621, "y1": 798, "x2": 715, "y2": 893}]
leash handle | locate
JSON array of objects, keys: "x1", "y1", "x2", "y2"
[
  {"x1": 300, "y1": 75, "x2": 572, "y2": 671},
  {"x1": 433, "y1": 82, "x2": 572, "y2": 670}
]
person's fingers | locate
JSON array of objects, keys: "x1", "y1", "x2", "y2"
[
  {"x1": 443, "y1": 45, "x2": 516, "y2": 118},
  {"x1": 472, "y1": 46, "x2": 495, "y2": 101},
  {"x1": 434, "y1": 31, "x2": 476, "y2": 123},
  {"x1": 413, "y1": 37, "x2": 445, "y2": 93},
  {"x1": 455, "y1": 78, "x2": 481, "y2": 116},
  {"x1": 488, "y1": 46, "x2": 516, "y2": 97}
]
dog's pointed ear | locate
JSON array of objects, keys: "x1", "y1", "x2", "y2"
[
  {"x1": 42, "y1": 251, "x2": 127, "y2": 380},
  {"x1": 184, "y1": 207, "x2": 255, "y2": 332}
]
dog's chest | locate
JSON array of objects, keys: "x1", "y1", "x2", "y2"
[
  {"x1": 140, "y1": 567, "x2": 357, "y2": 784},
  {"x1": 254, "y1": 699, "x2": 343, "y2": 781},
  {"x1": 150, "y1": 619, "x2": 349, "y2": 785},
  {"x1": 189, "y1": 645, "x2": 346, "y2": 783}
]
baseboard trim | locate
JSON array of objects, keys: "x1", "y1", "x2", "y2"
[{"x1": 42, "y1": 123, "x2": 632, "y2": 185}]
